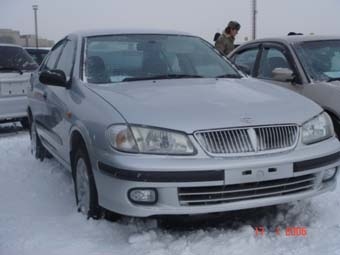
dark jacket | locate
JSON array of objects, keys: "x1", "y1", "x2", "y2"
[{"x1": 215, "y1": 32, "x2": 235, "y2": 55}]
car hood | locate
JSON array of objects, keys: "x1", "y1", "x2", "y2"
[{"x1": 90, "y1": 78, "x2": 322, "y2": 133}]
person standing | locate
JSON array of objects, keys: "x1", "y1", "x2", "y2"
[{"x1": 215, "y1": 21, "x2": 241, "y2": 55}]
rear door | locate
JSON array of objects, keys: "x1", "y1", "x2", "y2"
[{"x1": 32, "y1": 40, "x2": 65, "y2": 153}]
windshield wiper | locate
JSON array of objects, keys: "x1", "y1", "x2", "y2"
[
  {"x1": 327, "y1": 77, "x2": 340, "y2": 82},
  {"x1": 122, "y1": 74, "x2": 203, "y2": 82},
  {"x1": 215, "y1": 74, "x2": 242, "y2": 79},
  {"x1": 0, "y1": 67, "x2": 23, "y2": 75}
]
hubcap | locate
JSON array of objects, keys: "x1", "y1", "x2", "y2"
[{"x1": 76, "y1": 158, "x2": 90, "y2": 215}]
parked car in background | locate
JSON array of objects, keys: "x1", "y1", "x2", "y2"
[
  {"x1": 25, "y1": 47, "x2": 50, "y2": 65},
  {"x1": 0, "y1": 44, "x2": 38, "y2": 128},
  {"x1": 229, "y1": 36, "x2": 340, "y2": 137},
  {"x1": 28, "y1": 30, "x2": 340, "y2": 220}
]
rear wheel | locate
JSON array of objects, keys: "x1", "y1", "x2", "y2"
[
  {"x1": 20, "y1": 118, "x2": 29, "y2": 129},
  {"x1": 30, "y1": 119, "x2": 50, "y2": 161}
]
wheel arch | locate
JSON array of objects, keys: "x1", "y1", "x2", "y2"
[
  {"x1": 69, "y1": 126, "x2": 92, "y2": 177},
  {"x1": 323, "y1": 107, "x2": 340, "y2": 137}
]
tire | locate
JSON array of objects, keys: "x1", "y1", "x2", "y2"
[
  {"x1": 74, "y1": 146, "x2": 102, "y2": 219},
  {"x1": 333, "y1": 119, "x2": 340, "y2": 139},
  {"x1": 30, "y1": 119, "x2": 49, "y2": 161},
  {"x1": 329, "y1": 113, "x2": 340, "y2": 139}
]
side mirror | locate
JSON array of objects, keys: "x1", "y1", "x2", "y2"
[
  {"x1": 236, "y1": 64, "x2": 251, "y2": 75},
  {"x1": 39, "y1": 69, "x2": 67, "y2": 87},
  {"x1": 272, "y1": 67, "x2": 295, "y2": 82}
]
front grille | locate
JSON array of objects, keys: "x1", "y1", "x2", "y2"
[
  {"x1": 178, "y1": 174, "x2": 315, "y2": 206},
  {"x1": 194, "y1": 125, "x2": 298, "y2": 156}
]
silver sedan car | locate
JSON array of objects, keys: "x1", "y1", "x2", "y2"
[{"x1": 28, "y1": 30, "x2": 340, "y2": 219}]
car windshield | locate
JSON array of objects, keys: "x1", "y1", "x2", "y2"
[
  {"x1": 84, "y1": 34, "x2": 241, "y2": 84},
  {"x1": 26, "y1": 49, "x2": 49, "y2": 65},
  {"x1": 0, "y1": 46, "x2": 38, "y2": 72},
  {"x1": 295, "y1": 40, "x2": 340, "y2": 81}
]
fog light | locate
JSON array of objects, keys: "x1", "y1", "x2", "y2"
[
  {"x1": 322, "y1": 168, "x2": 337, "y2": 181},
  {"x1": 128, "y1": 188, "x2": 157, "y2": 204}
]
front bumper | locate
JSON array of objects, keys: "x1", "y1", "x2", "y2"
[{"x1": 92, "y1": 137, "x2": 340, "y2": 217}]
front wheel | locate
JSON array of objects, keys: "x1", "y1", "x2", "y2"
[
  {"x1": 333, "y1": 119, "x2": 340, "y2": 139},
  {"x1": 329, "y1": 113, "x2": 340, "y2": 139},
  {"x1": 74, "y1": 147, "x2": 102, "y2": 219}
]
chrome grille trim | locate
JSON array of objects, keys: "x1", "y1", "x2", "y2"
[
  {"x1": 178, "y1": 174, "x2": 315, "y2": 206},
  {"x1": 194, "y1": 125, "x2": 299, "y2": 156}
]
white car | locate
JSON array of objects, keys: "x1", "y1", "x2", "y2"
[{"x1": 0, "y1": 44, "x2": 38, "y2": 128}]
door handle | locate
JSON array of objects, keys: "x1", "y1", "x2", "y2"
[{"x1": 43, "y1": 92, "x2": 47, "y2": 100}]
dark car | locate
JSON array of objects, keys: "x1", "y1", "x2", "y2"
[{"x1": 25, "y1": 47, "x2": 50, "y2": 65}]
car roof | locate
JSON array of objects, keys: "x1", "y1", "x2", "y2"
[
  {"x1": 24, "y1": 47, "x2": 50, "y2": 50},
  {"x1": 70, "y1": 28, "x2": 193, "y2": 38},
  {"x1": 247, "y1": 35, "x2": 340, "y2": 45},
  {"x1": 0, "y1": 43, "x2": 23, "y2": 48}
]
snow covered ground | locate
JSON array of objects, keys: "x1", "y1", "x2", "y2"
[{"x1": 1, "y1": 130, "x2": 340, "y2": 255}]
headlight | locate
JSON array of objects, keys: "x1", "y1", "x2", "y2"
[
  {"x1": 302, "y1": 112, "x2": 334, "y2": 145},
  {"x1": 106, "y1": 125, "x2": 195, "y2": 155},
  {"x1": 106, "y1": 125, "x2": 138, "y2": 153}
]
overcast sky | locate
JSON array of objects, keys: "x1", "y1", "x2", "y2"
[{"x1": 1, "y1": 0, "x2": 340, "y2": 44}]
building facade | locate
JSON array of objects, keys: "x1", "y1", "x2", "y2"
[{"x1": 0, "y1": 28, "x2": 54, "y2": 47}]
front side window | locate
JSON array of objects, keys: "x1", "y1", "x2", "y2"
[
  {"x1": 295, "y1": 40, "x2": 340, "y2": 81},
  {"x1": 56, "y1": 39, "x2": 76, "y2": 81},
  {"x1": 83, "y1": 34, "x2": 241, "y2": 84},
  {"x1": 44, "y1": 41, "x2": 65, "y2": 71},
  {"x1": 233, "y1": 47, "x2": 259, "y2": 74},
  {"x1": 0, "y1": 46, "x2": 38, "y2": 72},
  {"x1": 258, "y1": 47, "x2": 292, "y2": 79}
]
